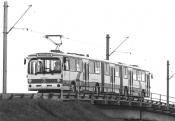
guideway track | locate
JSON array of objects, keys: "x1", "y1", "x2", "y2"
[{"x1": 0, "y1": 90, "x2": 175, "y2": 117}]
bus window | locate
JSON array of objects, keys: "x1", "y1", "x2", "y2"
[
  {"x1": 95, "y1": 61, "x2": 100, "y2": 74},
  {"x1": 63, "y1": 57, "x2": 69, "y2": 71},
  {"x1": 76, "y1": 59, "x2": 83, "y2": 72},
  {"x1": 115, "y1": 65, "x2": 120, "y2": 77},
  {"x1": 37, "y1": 60, "x2": 44, "y2": 72},
  {"x1": 28, "y1": 61, "x2": 32, "y2": 74},
  {"x1": 133, "y1": 69, "x2": 137, "y2": 81},
  {"x1": 142, "y1": 72, "x2": 145, "y2": 81},
  {"x1": 104, "y1": 63, "x2": 110, "y2": 75},
  {"x1": 28, "y1": 58, "x2": 61, "y2": 74},
  {"x1": 70, "y1": 58, "x2": 76, "y2": 71},
  {"x1": 28, "y1": 60, "x2": 39, "y2": 74},
  {"x1": 89, "y1": 61, "x2": 95, "y2": 73},
  {"x1": 30, "y1": 61, "x2": 36, "y2": 74},
  {"x1": 54, "y1": 60, "x2": 61, "y2": 72},
  {"x1": 123, "y1": 67, "x2": 128, "y2": 78},
  {"x1": 137, "y1": 71, "x2": 142, "y2": 81},
  {"x1": 45, "y1": 60, "x2": 51, "y2": 72}
]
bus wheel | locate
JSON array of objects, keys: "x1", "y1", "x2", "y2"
[
  {"x1": 95, "y1": 82, "x2": 100, "y2": 93},
  {"x1": 71, "y1": 81, "x2": 76, "y2": 93},
  {"x1": 141, "y1": 89, "x2": 145, "y2": 97}
]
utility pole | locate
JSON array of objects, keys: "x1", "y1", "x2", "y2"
[
  {"x1": 106, "y1": 35, "x2": 129, "y2": 60},
  {"x1": 106, "y1": 34, "x2": 110, "y2": 60},
  {"x1": 167, "y1": 60, "x2": 169, "y2": 109},
  {"x1": 2, "y1": 1, "x2": 32, "y2": 93},
  {"x1": 3, "y1": 1, "x2": 8, "y2": 94}
]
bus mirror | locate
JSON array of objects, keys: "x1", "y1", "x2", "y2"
[{"x1": 24, "y1": 58, "x2": 26, "y2": 65}]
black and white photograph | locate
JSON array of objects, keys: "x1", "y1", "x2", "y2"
[{"x1": 0, "y1": 0, "x2": 175, "y2": 121}]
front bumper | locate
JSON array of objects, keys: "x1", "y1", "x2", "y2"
[{"x1": 28, "y1": 83, "x2": 70, "y2": 91}]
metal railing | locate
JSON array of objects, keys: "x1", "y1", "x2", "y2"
[
  {"x1": 143, "y1": 93, "x2": 175, "y2": 105},
  {"x1": 0, "y1": 85, "x2": 175, "y2": 105},
  {"x1": 0, "y1": 85, "x2": 175, "y2": 115}
]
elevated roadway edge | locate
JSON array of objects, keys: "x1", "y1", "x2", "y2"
[{"x1": 1, "y1": 92, "x2": 175, "y2": 121}]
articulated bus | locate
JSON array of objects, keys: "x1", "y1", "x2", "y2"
[{"x1": 25, "y1": 51, "x2": 151, "y2": 97}]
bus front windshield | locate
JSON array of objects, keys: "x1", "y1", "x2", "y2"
[{"x1": 28, "y1": 58, "x2": 61, "y2": 74}]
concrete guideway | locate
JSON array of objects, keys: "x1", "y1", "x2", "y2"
[{"x1": 0, "y1": 91, "x2": 175, "y2": 121}]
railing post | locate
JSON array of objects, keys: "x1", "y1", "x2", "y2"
[
  {"x1": 140, "y1": 109, "x2": 143, "y2": 121},
  {"x1": 60, "y1": 88, "x2": 63, "y2": 101},
  {"x1": 105, "y1": 95, "x2": 108, "y2": 104},
  {"x1": 91, "y1": 93, "x2": 94, "y2": 104},
  {"x1": 77, "y1": 85, "x2": 80, "y2": 102}
]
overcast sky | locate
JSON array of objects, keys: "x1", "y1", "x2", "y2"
[{"x1": 0, "y1": 0, "x2": 175, "y2": 98}]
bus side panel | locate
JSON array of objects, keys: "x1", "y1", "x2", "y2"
[
  {"x1": 104, "y1": 75, "x2": 110, "y2": 92},
  {"x1": 133, "y1": 80, "x2": 140, "y2": 96},
  {"x1": 89, "y1": 74, "x2": 101, "y2": 83},
  {"x1": 63, "y1": 71, "x2": 70, "y2": 84},
  {"x1": 114, "y1": 77, "x2": 120, "y2": 93},
  {"x1": 89, "y1": 73, "x2": 101, "y2": 91},
  {"x1": 123, "y1": 78, "x2": 129, "y2": 87},
  {"x1": 69, "y1": 71, "x2": 83, "y2": 84},
  {"x1": 140, "y1": 82, "x2": 146, "y2": 90}
]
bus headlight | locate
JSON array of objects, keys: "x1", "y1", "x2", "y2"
[
  {"x1": 57, "y1": 79, "x2": 63, "y2": 83},
  {"x1": 28, "y1": 79, "x2": 32, "y2": 83}
]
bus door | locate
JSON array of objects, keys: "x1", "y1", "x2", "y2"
[
  {"x1": 83, "y1": 61, "x2": 89, "y2": 91},
  {"x1": 110, "y1": 67, "x2": 115, "y2": 92},
  {"x1": 146, "y1": 74, "x2": 150, "y2": 97},
  {"x1": 63, "y1": 57, "x2": 70, "y2": 84},
  {"x1": 129, "y1": 69, "x2": 133, "y2": 95},
  {"x1": 119, "y1": 66, "x2": 123, "y2": 95}
]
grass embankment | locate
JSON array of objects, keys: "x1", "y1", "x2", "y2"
[{"x1": 0, "y1": 98, "x2": 121, "y2": 121}]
